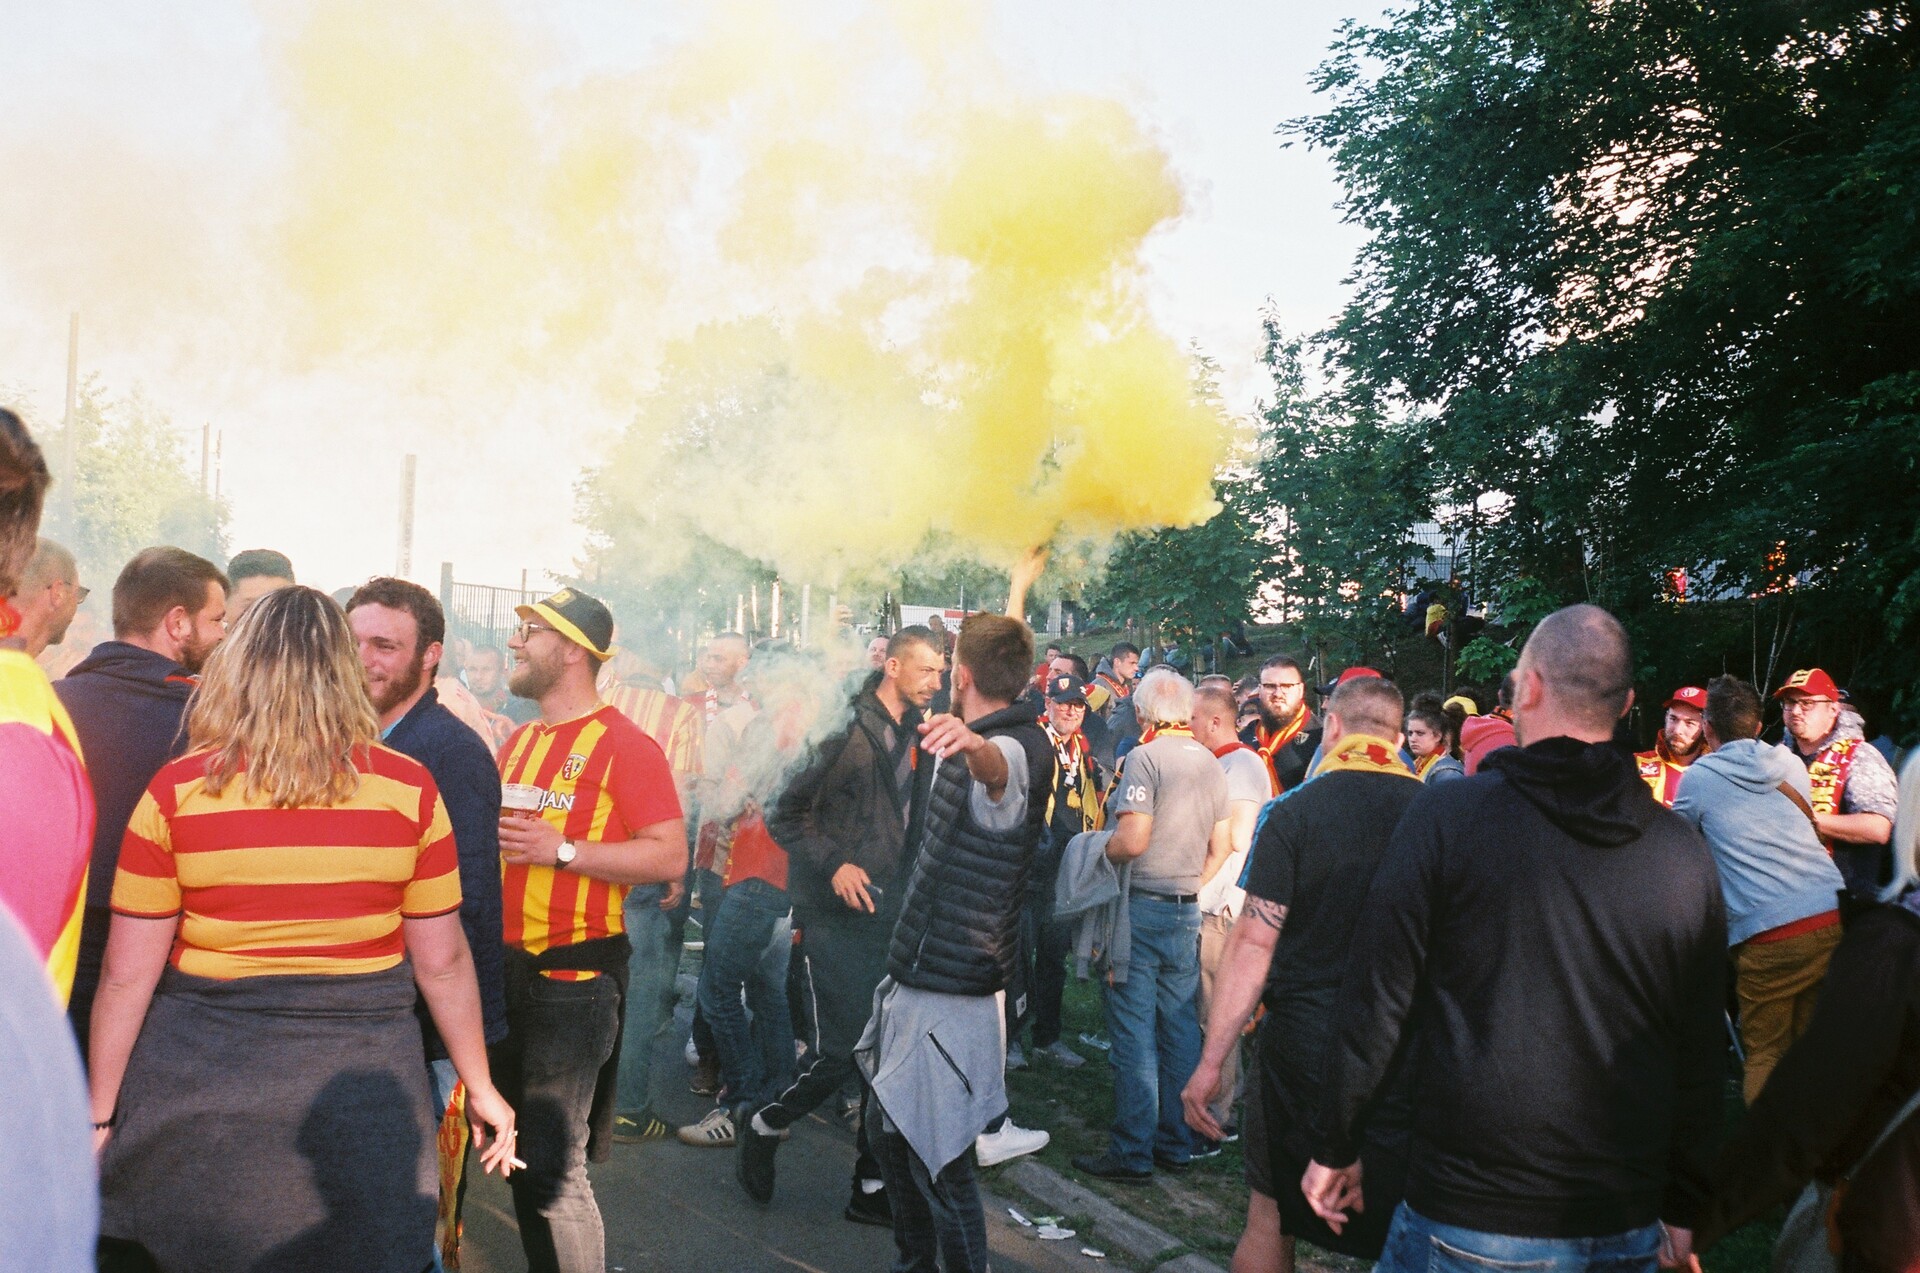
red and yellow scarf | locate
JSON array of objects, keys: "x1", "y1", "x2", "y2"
[
  {"x1": 1138, "y1": 723, "x2": 1194, "y2": 746},
  {"x1": 1318, "y1": 733, "x2": 1418, "y2": 782},
  {"x1": 1807, "y1": 737, "x2": 1861, "y2": 817}
]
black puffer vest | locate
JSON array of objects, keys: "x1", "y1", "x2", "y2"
[{"x1": 888, "y1": 704, "x2": 1055, "y2": 996}]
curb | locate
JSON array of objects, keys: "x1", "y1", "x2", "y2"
[{"x1": 1000, "y1": 1159, "x2": 1227, "y2": 1273}]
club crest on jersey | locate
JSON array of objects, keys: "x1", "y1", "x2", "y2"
[{"x1": 561, "y1": 753, "x2": 587, "y2": 781}]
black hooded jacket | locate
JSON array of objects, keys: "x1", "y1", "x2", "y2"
[
  {"x1": 56, "y1": 642, "x2": 197, "y2": 1040},
  {"x1": 1312, "y1": 736, "x2": 1727, "y2": 1239}
]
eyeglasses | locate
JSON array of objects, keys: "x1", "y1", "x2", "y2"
[
  {"x1": 1051, "y1": 701, "x2": 1087, "y2": 713},
  {"x1": 1259, "y1": 680, "x2": 1303, "y2": 693},
  {"x1": 62, "y1": 582, "x2": 90, "y2": 602},
  {"x1": 1780, "y1": 698, "x2": 1836, "y2": 714},
  {"x1": 513, "y1": 621, "x2": 559, "y2": 642}
]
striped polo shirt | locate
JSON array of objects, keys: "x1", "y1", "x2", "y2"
[
  {"x1": 0, "y1": 648, "x2": 95, "y2": 1002},
  {"x1": 601, "y1": 683, "x2": 704, "y2": 781},
  {"x1": 498, "y1": 704, "x2": 681, "y2": 956},
  {"x1": 111, "y1": 745, "x2": 463, "y2": 979}
]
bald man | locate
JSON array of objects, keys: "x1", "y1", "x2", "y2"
[
  {"x1": 1303, "y1": 605, "x2": 1726, "y2": 1272},
  {"x1": 5, "y1": 539, "x2": 82, "y2": 658}
]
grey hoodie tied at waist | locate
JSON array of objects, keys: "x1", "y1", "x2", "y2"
[{"x1": 1052, "y1": 830, "x2": 1134, "y2": 985}]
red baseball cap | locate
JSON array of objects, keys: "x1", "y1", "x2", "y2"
[
  {"x1": 1664, "y1": 687, "x2": 1707, "y2": 712},
  {"x1": 1773, "y1": 668, "x2": 1840, "y2": 701},
  {"x1": 1318, "y1": 666, "x2": 1385, "y2": 695}
]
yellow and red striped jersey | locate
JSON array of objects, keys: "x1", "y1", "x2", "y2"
[
  {"x1": 0, "y1": 647, "x2": 95, "y2": 1003},
  {"x1": 111, "y1": 745, "x2": 462, "y2": 979},
  {"x1": 601, "y1": 684, "x2": 704, "y2": 781},
  {"x1": 498, "y1": 705, "x2": 681, "y2": 956}
]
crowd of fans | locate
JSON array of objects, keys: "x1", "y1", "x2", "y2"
[{"x1": 3, "y1": 398, "x2": 1920, "y2": 1273}]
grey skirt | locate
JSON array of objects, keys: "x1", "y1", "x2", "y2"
[{"x1": 99, "y1": 963, "x2": 436, "y2": 1273}]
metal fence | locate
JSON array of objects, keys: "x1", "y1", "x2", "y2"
[{"x1": 440, "y1": 565, "x2": 541, "y2": 654}]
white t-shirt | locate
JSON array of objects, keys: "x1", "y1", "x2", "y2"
[{"x1": 1199, "y1": 746, "x2": 1275, "y2": 917}]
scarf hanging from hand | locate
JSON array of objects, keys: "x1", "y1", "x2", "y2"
[{"x1": 1317, "y1": 733, "x2": 1418, "y2": 781}]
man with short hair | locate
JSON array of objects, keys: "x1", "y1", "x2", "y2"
[
  {"x1": 59, "y1": 546, "x2": 227, "y2": 1042},
  {"x1": 741, "y1": 626, "x2": 945, "y2": 1222},
  {"x1": 1775, "y1": 667, "x2": 1898, "y2": 894},
  {"x1": 1635, "y1": 686, "x2": 1709, "y2": 806},
  {"x1": 466, "y1": 645, "x2": 511, "y2": 713},
  {"x1": 224, "y1": 548, "x2": 294, "y2": 622},
  {"x1": 1304, "y1": 605, "x2": 1725, "y2": 1271},
  {"x1": 600, "y1": 646, "x2": 704, "y2": 1147},
  {"x1": 346, "y1": 576, "x2": 509, "y2": 1273},
  {"x1": 5, "y1": 538, "x2": 82, "y2": 658},
  {"x1": 1074, "y1": 668, "x2": 1233, "y2": 1184},
  {"x1": 495, "y1": 588, "x2": 688, "y2": 1273},
  {"x1": 852, "y1": 614, "x2": 1054, "y2": 1272},
  {"x1": 1242, "y1": 655, "x2": 1320, "y2": 793},
  {"x1": 1673, "y1": 675, "x2": 1845, "y2": 1103},
  {"x1": 1088, "y1": 641, "x2": 1140, "y2": 717},
  {"x1": 1187, "y1": 682, "x2": 1275, "y2": 1145},
  {"x1": 1183, "y1": 675, "x2": 1420, "y2": 1273},
  {"x1": 1024, "y1": 671, "x2": 1106, "y2": 1071}
]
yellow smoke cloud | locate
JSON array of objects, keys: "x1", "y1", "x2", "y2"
[{"x1": 4, "y1": 0, "x2": 1231, "y2": 591}]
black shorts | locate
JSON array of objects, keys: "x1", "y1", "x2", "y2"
[{"x1": 1241, "y1": 1019, "x2": 1274, "y2": 1198}]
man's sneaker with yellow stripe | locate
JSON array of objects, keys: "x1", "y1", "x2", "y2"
[{"x1": 612, "y1": 1109, "x2": 671, "y2": 1145}]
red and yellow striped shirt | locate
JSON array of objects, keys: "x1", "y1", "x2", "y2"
[
  {"x1": 0, "y1": 648, "x2": 94, "y2": 1003},
  {"x1": 111, "y1": 745, "x2": 462, "y2": 979},
  {"x1": 498, "y1": 705, "x2": 681, "y2": 956},
  {"x1": 601, "y1": 684, "x2": 704, "y2": 781}
]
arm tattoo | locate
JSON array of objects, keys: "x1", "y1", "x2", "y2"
[{"x1": 1245, "y1": 897, "x2": 1288, "y2": 934}]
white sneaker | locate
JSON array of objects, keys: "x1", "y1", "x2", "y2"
[
  {"x1": 975, "y1": 1120, "x2": 1048, "y2": 1168},
  {"x1": 1006, "y1": 1043, "x2": 1028, "y2": 1072},
  {"x1": 676, "y1": 1106, "x2": 736, "y2": 1148},
  {"x1": 1038, "y1": 1041, "x2": 1086, "y2": 1069},
  {"x1": 684, "y1": 1036, "x2": 701, "y2": 1066}
]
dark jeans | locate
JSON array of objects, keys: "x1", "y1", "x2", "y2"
[
  {"x1": 697, "y1": 877, "x2": 795, "y2": 1111},
  {"x1": 498, "y1": 967, "x2": 622, "y2": 1273},
  {"x1": 876, "y1": 1117, "x2": 989, "y2": 1273},
  {"x1": 1376, "y1": 1203, "x2": 1661, "y2": 1272},
  {"x1": 1026, "y1": 888, "x2": 1072, "y2": 1050}
]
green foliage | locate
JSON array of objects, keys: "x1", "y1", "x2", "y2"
[
  {"x1": 28, "y1": 378, "x2": 228, "y2": 582},
  {"x1": 1088, "y1": 475, "x2": 1268, "y2": 646},
  {"x1": 1255, "y1": 321, "x2": 1432, "y2": 657},
  {"x1": 1454, "y1": 636, "x2": 1519, "y2": 684},
  {"x1": 1291, "y1": 0, "x2": 1920, "y2": 735}
]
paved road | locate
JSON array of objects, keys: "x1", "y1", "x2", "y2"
[{"x1": 458, "y1": 974, "x2": 1123, "y2": 1273}]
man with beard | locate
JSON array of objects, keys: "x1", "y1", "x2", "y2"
[
  {"x1": 497, "y1": 588, "x2": 686, "y2": 1273},
  {"x1": 1635, "y1": 686, "x2": 1708, "y2": 807},
  {"x1": 740, "y1": 626, "x2": 944, "y2": 1222},
  {"x1": 1242, "y1": 655, "x2": 1320, "y2": 793},
  {"x1": 347, "y1": 577, "x2": 509, "y2": 1272},
  {"x1": 58, "y1": 547, "x2": 228, "y2": 1047},
  {"x1": 1775, "y1": 667, "x2": 1898, "y2": 894}
]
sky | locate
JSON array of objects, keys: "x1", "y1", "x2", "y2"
[{"x1": 0, "y1": 1, "x2": 1381, "y2": 595}]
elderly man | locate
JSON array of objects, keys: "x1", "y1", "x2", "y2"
[
  {"x1": 1775, "y1": 668, "x2": 1897, "y2": 894},
  {"x1": 4, "y1": 538, "x2": 83, "y2": 658},
  {"x1": 1635, "y1": 686, "x2": 1709, "y2": 807},
  {"x1": 1072, "y1": 668, "x2": 1233, "y2": 1183}
]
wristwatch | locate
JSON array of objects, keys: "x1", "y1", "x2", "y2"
[{"x1": 555, "y1": 840, "x2": 579, "y2": 869}]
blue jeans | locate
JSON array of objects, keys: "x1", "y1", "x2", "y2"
[
  {"x1": 1102, "y1": 894, "x2": 1202, "y2": 1171},
  {"x1": 1377, "y1": 1203, "x2": 1662, "y2": 1273},
  {"x1": 696, "y1": 877, "x2": 795, "y2": 1111},
  {"x1": 614, "y1": 883, "x2": 676, "y2": 1115}
]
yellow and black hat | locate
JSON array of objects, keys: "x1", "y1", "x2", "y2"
[{"x1": 516, "y1": 587, "x2": 615, "y2": 662}]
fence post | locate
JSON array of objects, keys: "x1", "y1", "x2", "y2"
[{"x1": 439, "y1": 562, "x2": 454, "y2": 617}]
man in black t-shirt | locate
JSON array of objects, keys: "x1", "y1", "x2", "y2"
[{"x1": 1182, "y1": 675, "x2": 1421, "y2": 1270}]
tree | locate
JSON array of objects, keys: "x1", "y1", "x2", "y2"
[
  {"x1": 1255, "y1": 319, "x2": 1431, "y2": 660},
  {"x1": 1087, "y1": 474, "x2": 1269, "y2": 649},
  {"x1": 1291, "y1": 0, "x2": 1920, "y2": 730},
  {"x1": 25, "y1": 377, "x2": 229, "y2": 581}
]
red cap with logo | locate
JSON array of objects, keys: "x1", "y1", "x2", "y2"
[
  {"x1": 1317, "y1": 666, "x2": 1385, "y2": 696},
  {"x1": 1664, "y1": 686, "x2": 1708, "y2": 712},
  {"x1": 1773, "y1": 668, "x2": 1840, "y2": 701}
]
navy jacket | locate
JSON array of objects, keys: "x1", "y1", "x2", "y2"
[
  {"x1": 56, "y1": 641, "x2": 197, "y2": 1041},
  {"x1": 385, "y1": 688, "x2": 509, "y2": 1055}
]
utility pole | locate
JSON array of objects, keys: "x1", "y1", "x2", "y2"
[
  {"x1": 59, "y1": 312, "x2": 78, "y2": 529},
  {"x1": 396, "y1": 453, "x2": 416, "y2": 578},
  {"x1": 200, "y1": 423, "x2": 211, "y2": 494}
]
